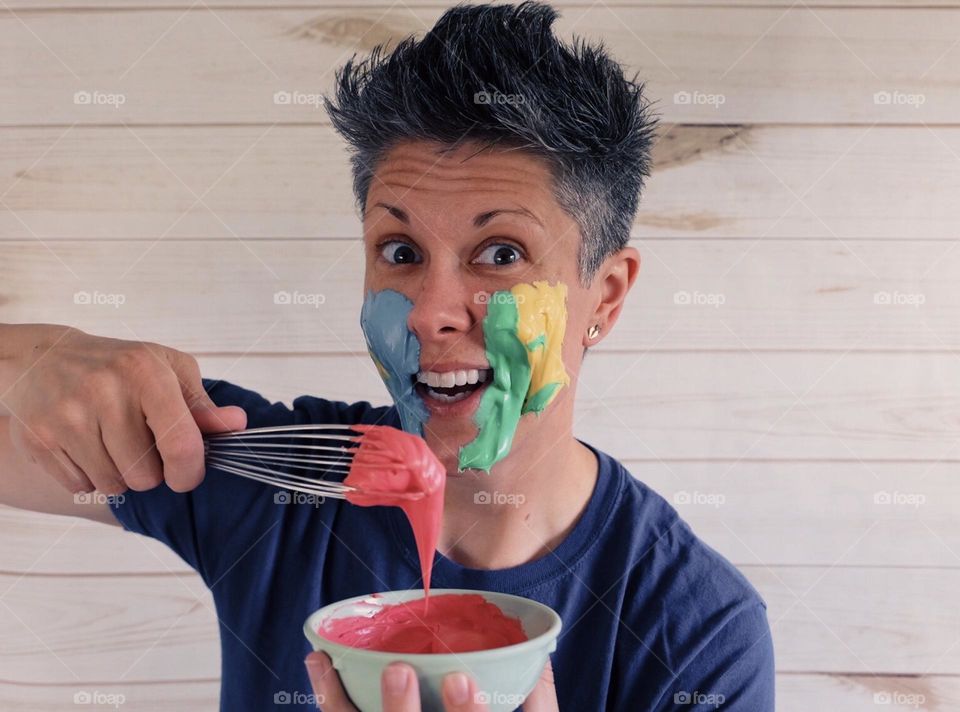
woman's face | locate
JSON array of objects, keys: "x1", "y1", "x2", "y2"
[{"x1": 361, "y1": 139, "x2": 599, "y2": 474}]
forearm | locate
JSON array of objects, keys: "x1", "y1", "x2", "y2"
[{"x1": 0, "y1": 323, "x2": 76, "y2": 417}]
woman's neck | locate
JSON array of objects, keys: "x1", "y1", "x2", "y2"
[{"x1": 438, "y1": 435, "x2": 599, "y2": 570}]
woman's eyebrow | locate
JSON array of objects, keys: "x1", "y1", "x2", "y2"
[{"x1": 367, "y1": 202, "x2": 543, "y2": 229}]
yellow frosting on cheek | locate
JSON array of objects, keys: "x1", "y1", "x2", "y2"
[{"x1": 511, "y1": 280, "x2": 571, "y2": 411}]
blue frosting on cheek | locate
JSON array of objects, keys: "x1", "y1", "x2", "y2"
[{"x1": 359, "y1": 289, "x2": 430, "y2": 436}]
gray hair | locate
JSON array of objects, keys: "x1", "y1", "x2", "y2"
[{"x1": 324, "y1": 1, "x2": 659, "y2": 285}]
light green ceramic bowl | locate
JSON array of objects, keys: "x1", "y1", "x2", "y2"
[{"x1": 303, "y1": 588, "x2": 562, "y2": 712}]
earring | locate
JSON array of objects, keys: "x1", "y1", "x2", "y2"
[{"x1": 587, "y1": 324, "x2": 600, "y2": 339}]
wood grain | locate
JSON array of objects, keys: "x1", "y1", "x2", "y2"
[
  {"x1": 3, "y1": 125, "x2": 960, "y2": 240},
  {"x1": 0, "y1": 7, "x2": 958, "y2": 125}
]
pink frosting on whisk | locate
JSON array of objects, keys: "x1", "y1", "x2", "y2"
[{"x1": 344, "y1": 425, "x2": 445, "y2": 598}]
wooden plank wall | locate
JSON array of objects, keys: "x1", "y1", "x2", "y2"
[{"x1": 2, "y1": 1, "x2": 959, "y2": 709}]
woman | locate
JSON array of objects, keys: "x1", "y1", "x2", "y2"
[{"x1": 0, "y1": 2, "x2": 774, "y2": 710}]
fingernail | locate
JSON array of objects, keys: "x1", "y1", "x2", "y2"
[
  {"x1": 444, "y1": 672, "x2": 470, "y2": 705},
  {"x1": 384, "y1": 664, "x2": 409, "y2": 695},
  {"x1": 305, "y1": 653, "x2": 327, "y2": 671}
]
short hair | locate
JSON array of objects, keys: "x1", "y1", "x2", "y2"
[{"x1": 324, "y1": 0, "x2": 659, "y2": 285}]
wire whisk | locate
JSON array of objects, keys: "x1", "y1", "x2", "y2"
[{"x1": 203, "y1": 424, "x2": 369, "y2": 501}]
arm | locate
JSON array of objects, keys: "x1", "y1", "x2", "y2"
[{"x1": 0, "y1": 323, "x2": 246, "y2": 523}]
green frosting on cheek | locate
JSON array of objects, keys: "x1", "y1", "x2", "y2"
[{"x1": 456, "y1": 295, "x2": 531, "y2": 473}]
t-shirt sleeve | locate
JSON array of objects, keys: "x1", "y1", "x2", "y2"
[
  {"x1": 656, "y1": 601, "x2": 775, "y2": 711},
  {"x1": 108, "y1": 378, "x2": 394, "y2": 586}
]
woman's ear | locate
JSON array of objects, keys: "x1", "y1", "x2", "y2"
[{"x1": 583, "y1": 246, "x2": 641, "y2": 347}]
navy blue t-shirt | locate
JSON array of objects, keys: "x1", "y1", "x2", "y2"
[{"x1": 110, "y1": 379, "x2": 774, "y2": 711}]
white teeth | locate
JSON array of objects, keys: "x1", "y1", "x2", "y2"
[{"x1": 417, "y1": 368, "x2": 491, "y2": 388}]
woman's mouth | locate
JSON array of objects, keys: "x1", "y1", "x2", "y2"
[{"x1": 412, "y1": 367, "x2": 493, "y2": 414}]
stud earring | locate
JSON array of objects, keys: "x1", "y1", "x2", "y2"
[{"x1": 587, "y1": 324, "x2": 601, "y2": 339}]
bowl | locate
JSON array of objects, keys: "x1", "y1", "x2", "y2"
[{"x1": 303, "y1": 588, "x2": 562, "y2": 712}]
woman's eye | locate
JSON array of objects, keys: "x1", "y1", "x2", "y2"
[
  {"x1": 473, "y1": 243, "x2": 523, "y2": 266},
  {"x1": 379, "y1": 241, "x2": 421, "y2": 265}
]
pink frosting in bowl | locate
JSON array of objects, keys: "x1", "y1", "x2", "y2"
[{"x1": 304, "y1": 588, "x2": 562, "y2": 712}]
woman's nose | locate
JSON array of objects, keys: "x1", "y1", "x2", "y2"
[{"x1": 406, "y1": 269, "x2": 476, "y2": 342}]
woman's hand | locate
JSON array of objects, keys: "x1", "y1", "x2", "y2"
[{"x1": 305, "y1": 651, "x2": 559, "y2": 711}]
